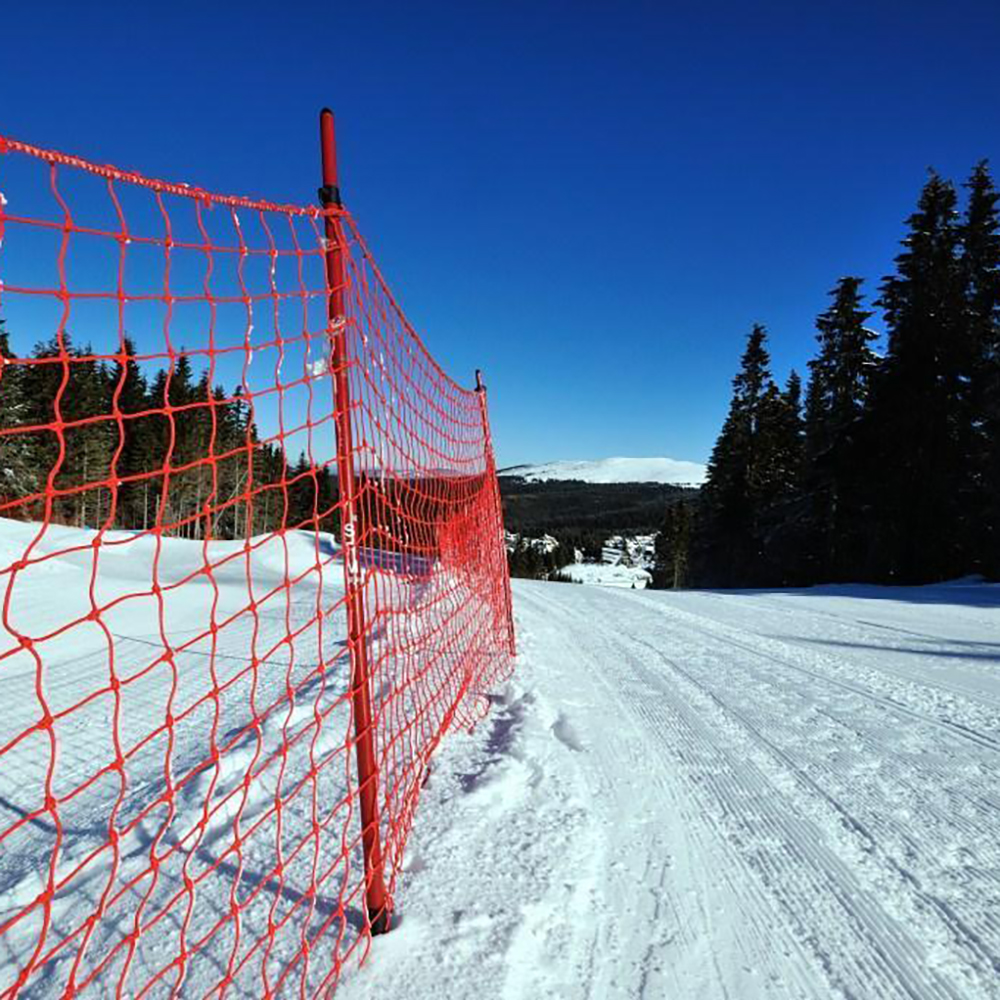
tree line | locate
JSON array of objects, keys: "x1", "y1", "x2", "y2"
[
  {"x1": 659, "y1": 162, "x2": 1000, "y2": 588},
  {"x1": 506, "y1": 534, "x2": 577, "y2": 580},
  {"x1": 0, "y1": 331, "x2": 338, "y2": 539},
  {"x1": 499, "y1": 478, "x2": 692, "y2": 536}
]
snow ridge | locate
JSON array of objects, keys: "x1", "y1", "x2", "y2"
[{"x1": 500, "y1": 456, "x2": 706, "y2": 486}]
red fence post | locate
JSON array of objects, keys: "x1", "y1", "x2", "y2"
[
  {"x1": 319, "y1": 108, "x2": 391, "y2": 935},
  {"x1": 475, "y1": 370, "x2": 517, "y2": 656}
]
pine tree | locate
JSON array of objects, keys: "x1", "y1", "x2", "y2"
[
  {"x1": 148, "y1": 351, "x2": 201, "y2": 535},
  {"x1": 562, "y1": 537, "x2": 576, "y2": 568},
  {"x1": 168, "y1": 354, "x2": 203, "y2": 536},
  {"x1": 0, "y1": 330, "x2": 329, "y2": 544},
  {"x1": 871, "y1": 172, "x2": 968, "y2": 581},
  {"x1": 960, "y1": 162, "x2": 1000, "y2": 577},
  {"x1": 109, "y1": 337, "x2": 156, "y2": 529},
  {"x1": 752, "y1": 371, "x2": 808, "y2": 584},
  {"x1": 315, "y1": 463, "x2": 340, "y2": 536},
  {"x1": 761, "y1": 370, "x2": 805, "y2": 504},
  {"x1": 780, "y1": 372, "x2": 805, "y2": 470},
  {"x1": 802, "y1": 278, "x2": 878, "y2": 580},
  {"x1": 805, "y1": 277, "x2": 878, "y2": 462},
  {"x1": 692, "y1": 324, "x2": 775, "y2": 585},
  {"x1": 186, "y1": 371, "x2": 215, "y2": 539},
  {"x1": 671, "y1": 501, "x2": 693, "y2": 588},
  {"x1": 145, "y1": 367, "x2": 172, "y2": 529},
  {"x1": 19, "y1": 336, "x2": 70, "y2": 522},
  {"x1": 19, "y1": 334, "x2": 116, "y2": 527},
  {"x1": 287, "y1": 451, "x2": 316, "y2": 531},
  {"x1": 528, "y1": 541, "x2": 545, "y2": 579},
  {"x1": 507, "y1": 537, "x2": 524, "y2": 578},
  {"x1": 255, "y1": 443, "x2": 289, "y2": 538},
  {"x1": 225, "y1": 387, "x2": 268, "y2": 540},
  {"x1": 654, "y1": 501, "x2": 693, "y2": 588},
  {"x1": 0, "y1": 321, "x2": 37, "y2": 514},
  {"x1": 67, "y1": 347, "x2": 116, "y2": 528}
]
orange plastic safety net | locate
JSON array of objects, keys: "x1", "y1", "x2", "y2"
[{"x1": 0, "y1": 132, "x2": 515, "y2": 997}]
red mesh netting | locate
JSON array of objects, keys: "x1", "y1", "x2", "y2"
[{"x1": 0, "y1": 131, "x2": 515, "y2": 997}]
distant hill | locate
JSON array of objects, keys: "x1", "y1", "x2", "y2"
[{"x1": 499, "y1": 456, "x2": 706, "y2": 486}]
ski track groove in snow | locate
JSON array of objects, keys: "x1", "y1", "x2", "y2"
[
  {"x1": 522, "y1": 591, "x2": 916, "y2": 998},
  {"x1": 509, "y1": 583, "x2": 1000, "y2": 1000}
]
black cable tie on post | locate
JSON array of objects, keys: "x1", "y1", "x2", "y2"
[{"x1": 318, "y1": 184, "x2": 342, "y2": 207}]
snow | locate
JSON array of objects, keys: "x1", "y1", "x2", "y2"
[
  {"x1": 559, "y1": 562, "x2": 652, "y2": 589},
  {"x1": 0, "y1": 520, "x2": 391, "y2": 996},
  {"x1": 3, "y1": 518, "x2": 1000, "y2": 997},
  {"x1": 500, "y1": 456, "x2": 707, "y2": 486},
  {"x1": 340, "y1": 578, "x2": 1000, "y2": 999}
]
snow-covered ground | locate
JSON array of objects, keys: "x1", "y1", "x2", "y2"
[
  {"x1": 341, "y1": 577, "x2": 1000, "y2": 1000},
  {"x1": 3, "y1": 517, "x2": 999, "y2": 998},
  {"x1": 0, "y1": 521, "x2": 370, "y2": 997},
  {"x1": 0, "y1": 518, "x2": 483, "y2": 998},
  {"x1": 558, "y1": 562, "x2": 652, "y2": 589},
  {"x1": 500, "y1": 456, "x2": 707, "y2": 486}
]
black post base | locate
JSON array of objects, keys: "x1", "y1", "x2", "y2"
[{"x1": 369, "y1": 906, "x2": 392, "y2": 936}]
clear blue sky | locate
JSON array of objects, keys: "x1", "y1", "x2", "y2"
[{"x1": 2, "y1": 0, "x2": 999, "y2": 467}]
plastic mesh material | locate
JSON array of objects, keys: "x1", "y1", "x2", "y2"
[{"x1": 0, "y1": 133, "x2": 515, "y2": 997}]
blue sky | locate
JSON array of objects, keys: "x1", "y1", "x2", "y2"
[{"x1": 1, "y1": 0, "x2": 999, "y2": 467}]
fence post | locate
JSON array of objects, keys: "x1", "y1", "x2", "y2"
[
  {"x1": 319, "y1": 107, "x2": 391, "y2": 935},
  {"x1": 475, "y1": 370, "x2": 517, "y2": 656}
]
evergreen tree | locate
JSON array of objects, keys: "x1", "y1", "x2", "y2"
[
  {"x1": 108, "y1": 337, "x2": 157, "y2": 529},
  {"x1": 753, "y1": 372, "x2": 808, "y2": 584},
  {"x1": 871, "y1": 172, "x2": 968, "y2": 581},
  {"x1": 0, "y1": 321, "x2": 37, "y2": 514},
  {"x1": 146, "y1": 351, "x2": 200, "y2": 534},
  {"x1": 523, "y1": 539, "x2": 543, "y2": 579},
  {"x1": 253, "y1": 443, "x2": 289, "y2": 538},
  {"x1": 802, "y1": 278, "x2": 878, "y2": 580},
  {"x1": 960, "y1": 162, "x2": 1000, "y2": 576},
  {"x1": 0, "y1": 331, "x2": 321, "y2": 543},
  {"x1": 68, "y1": 347, "x2": 116, "y2": 528},
  {"x1": 287, "y1": 452, "x2": 317, "y2": 531},
  {"x1": 186, "y1": 371, "x2": 216, "y2": 539},
  {"x1": 692, "y1": 325, "x2": 775, "y2": 585},
  {"x1": 653, "y1": 501, "x2": 693, "y2": 588},
  {"x1": 507, "y1": 537, "x2": 525, "y2": 578},
  {"x1": 805, "y1": 277, "x2": 878, "y2": 462},
  {"x1": 19, "y1": 334, "x2": 116, "y2": 528},
  {"x1": 145, "y1": 367, "x2": 172, "y2": 528},
  {"x1": 762, "y1": 370, "x2": 805, "y2": 504}
]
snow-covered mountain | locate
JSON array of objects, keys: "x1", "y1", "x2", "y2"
[{"x1": 500, "y1": 456, "x2": 706, "y2": 486}]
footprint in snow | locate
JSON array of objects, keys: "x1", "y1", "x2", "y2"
[{"x1": 551, "y1": 713, "x2": 585, "y2": 753}]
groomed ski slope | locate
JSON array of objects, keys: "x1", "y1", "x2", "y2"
[
  {"x1": 342, "y1": 577, "x2": 1000, "y2": 1000},
  {"x1": 1, "y1": 521, "x2": 998, "y2": 998}
]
